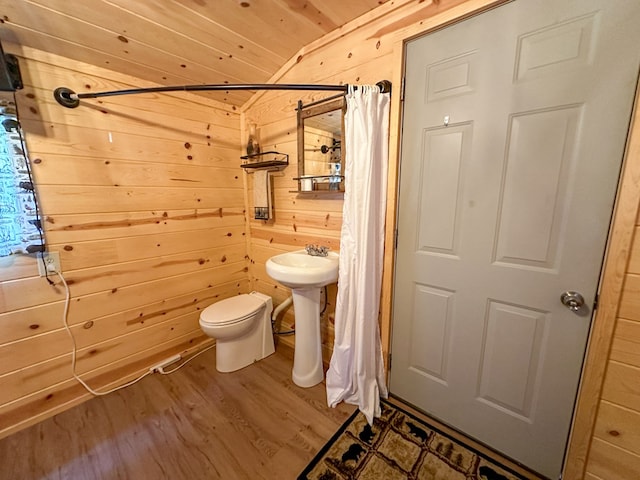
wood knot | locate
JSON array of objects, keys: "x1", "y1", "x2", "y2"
[
  {"x1": 64, "y1": 245, "x2": 73, "y2": 251},
  {"x1": 83, "y1": 321, "x2": 94, "y2": 329},
  {"x1": 608, "y1": 430, "x2": 620, "y2": 437},
  {"x1": 29, "y1": 324, "x2": 39, "y2": 330}
]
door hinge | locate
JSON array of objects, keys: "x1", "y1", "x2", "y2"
[
  {"x1": 387, "y1": 353, "x2": 392, "y2": 370},
  {"x1": 400, "y1": 76, "x2": 406, "y2": 102},
  {"x1": 593, "y1": 293, "x2": 599, "y2": 311},
  {"x1": 394, "y1": 228, "x2": 399, "y2": 249}
]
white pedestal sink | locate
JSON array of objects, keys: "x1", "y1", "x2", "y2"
[{"x1": 266, "y1": 249, "x2": 339, "y2": 388}]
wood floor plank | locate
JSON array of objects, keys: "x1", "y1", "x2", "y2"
[{"x1": 0, "y1": 346, "x2": 354, "y2": 480}]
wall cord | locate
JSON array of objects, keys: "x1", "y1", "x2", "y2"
[
  {"x1": 155, "y1": 343, "x2": 216, "y2": 375},
  {"x1": 52, "y1": 268, "x2": 214, "y2": 396}
]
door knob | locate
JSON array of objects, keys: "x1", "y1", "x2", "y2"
[{"x1": 560, "y1": 291, "x2": 585, "y2": 312}]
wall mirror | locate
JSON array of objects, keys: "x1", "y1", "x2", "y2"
[{"x1": 296, "y1": 96, "x2": 345, "y2": 193}]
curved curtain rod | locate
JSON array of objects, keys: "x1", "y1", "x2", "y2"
[{"x1": 53, "y1": 80, "x2": 391, "y2": 108}]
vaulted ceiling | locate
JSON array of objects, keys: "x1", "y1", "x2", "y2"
[{"x1": 0, "y1": 0, "x2": 387, "y2": 106}]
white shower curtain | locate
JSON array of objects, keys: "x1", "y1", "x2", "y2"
[{"x1": 326, "y1": 85, "x2": 390, "y2": 424}]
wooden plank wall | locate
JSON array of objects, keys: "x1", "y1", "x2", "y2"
[
  {"x1": 584, "y1": 181, "x2": 640, "y2": 477},
  {"x1": 0, "y1": 45, "x2": 247, "y2": 438}
]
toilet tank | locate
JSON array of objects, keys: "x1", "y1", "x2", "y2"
[{"x1": 249, "y1": 291, "x2": 273, "y2": 320}]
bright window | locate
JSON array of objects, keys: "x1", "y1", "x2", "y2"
[{"x1": 0, "y1": 99, "x2": 42, "y2": 256}]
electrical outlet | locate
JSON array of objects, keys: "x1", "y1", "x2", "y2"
[{"x1": 37, "y1": 251, "x2": 61, "y2": 276}]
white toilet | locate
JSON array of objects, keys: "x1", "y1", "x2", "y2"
[{"x1": 199, "y1": 291, "x2": 275, "y2": 373}]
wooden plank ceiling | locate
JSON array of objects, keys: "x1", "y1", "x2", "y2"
[{"x1": 0, "y1": 0, "x2": 387, "y2": 106}]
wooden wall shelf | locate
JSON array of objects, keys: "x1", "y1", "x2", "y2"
[{"x1": 240, "y1": 151, "x2": 288, "y2": 171}]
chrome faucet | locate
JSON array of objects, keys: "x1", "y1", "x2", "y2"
[{"x1": 305, "y1": 244, "x2": 329, "y2": 257}]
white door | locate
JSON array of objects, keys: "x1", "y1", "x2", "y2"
[{"x1": 390, "y1": 0, "x2": 640, "y2": 477}]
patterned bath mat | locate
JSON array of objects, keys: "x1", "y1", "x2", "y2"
[{"x1": 299, "y1": 400, "x2": 528, "y2": 480}]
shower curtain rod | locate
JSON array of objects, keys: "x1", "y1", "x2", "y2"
[{"x1": 53, "y1": 80, "x2": 391, "y2": 108}]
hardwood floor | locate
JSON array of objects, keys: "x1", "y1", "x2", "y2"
[{"x1": 0, "y1": 346, "x2": 355, "y2": 480}]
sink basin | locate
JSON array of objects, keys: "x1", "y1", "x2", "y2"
[
  {"x1": 266, "y1": 249, "x2": 339, "y2": 388},
  {"x1": 266, "y1": 249, "x2": 339, "y2": 289}
]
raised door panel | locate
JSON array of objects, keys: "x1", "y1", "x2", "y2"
[
  {"x1": 417, "y1": 124, "x2": 471, "y2": 256},
  {"x1": 494, "y1": 106, "x2": 581, "y2": 269},
  {"x1": 477, "y1": 301, "x2": 547, "y2": 419},
  {"x1": 408, "y1": 285, "x2": 454, "y2": 383}
]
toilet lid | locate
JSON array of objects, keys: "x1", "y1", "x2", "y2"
[{"x1": 200, "y1": 294, "x2": 265, "y2": 325}]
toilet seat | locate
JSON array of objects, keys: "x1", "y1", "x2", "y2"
[{"x1": 199, "y1": 294, "x2": 265, "y2": 327}]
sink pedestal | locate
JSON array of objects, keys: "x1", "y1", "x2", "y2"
[
  {"x1": 291, "y1": 288, "x2": 324, "y2": 388},
  {"x1": 265, "y1": 249, "x2": 339, "y2": 389}
]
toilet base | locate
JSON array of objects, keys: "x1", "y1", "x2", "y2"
[{"x1": 216, "y1": 323, "x2": 275, "y2": 373}]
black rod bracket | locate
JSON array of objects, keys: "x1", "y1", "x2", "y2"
[
  {"x1": 53, "y1": 87, "x2": 80, "y2": 108},
  {"x1": 376, "y1": 80, "x2": 392, "y2": 94}
]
